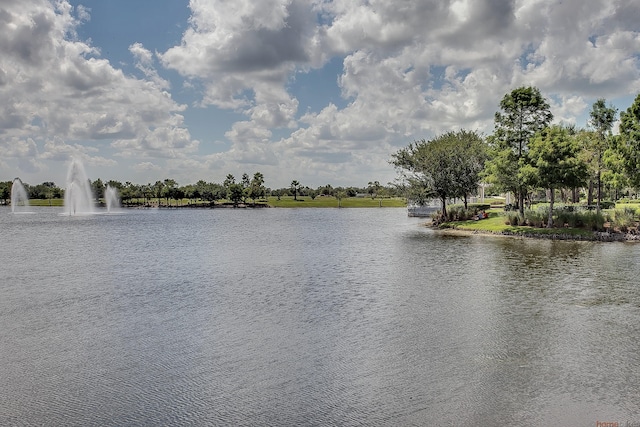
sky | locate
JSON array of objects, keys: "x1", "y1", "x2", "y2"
[{"x1": 1, "y1": 0, "x2": 640, "y2": 189}]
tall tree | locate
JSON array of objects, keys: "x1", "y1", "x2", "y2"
[
  {"x1": 619, "y1": 93, "x2": 640, "y2": 188},
  {"x1": 602, "y1": 135, "x2": 628, "y2": 200},
  {"x1": 153, "y1": 181, "x2": 164, "y2": 206},
  {"x1": 527, "y1": 125, "x2": 588, "y2": 227},
  {"x1": 588, "y1": 98, "x2": 617, "y2": 211},
  {"x1": 249, "y1": 172, "x2": 266, "y2": 203},
  {"x1": 452, "y1": 130, "x2": 488, "y2": 209},
  {"x1": 91, "y1": 178, "x2": 105, "y2": 202},
  {"x1": 487, "y1": 86, "x2": 553, "y2": 216},
  {"x1": 163, "y1": 179, "x2": 178, "y2": 206},
  {"x1": 228, "y1": 183, "x2": 244, "y2": 206},
  {"x1": 290, "y1": 180, "x2": 300, "y2": 201},
  {"x1": 391, "y1": 130, "x2": 486, "y2": 219}
]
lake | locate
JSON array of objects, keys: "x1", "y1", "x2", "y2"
[{"x1": 1, "y1": 206, "x2": 639, "y2": 426}]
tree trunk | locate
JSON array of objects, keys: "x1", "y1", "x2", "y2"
[
  {"x1": 441, "y1": 196, "x2": 447, "y2": 220},
  {"x1": 587, "y1": 180, "x2": 594, "y2": 206},
  {"x1": 596, "y1": 170, "x2": 601, "y2": 213},
  {"x1": 547, "y1": 188, "x2": 554, "y2": 228},
  {"x1": 463, "y1": 194, "x2": 468, "y2": 210},
  {"x1": 518, "y1": 189, "x2": 525, "y2": 218}
]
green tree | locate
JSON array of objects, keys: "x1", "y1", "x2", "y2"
[
  {"x1": 0, "y1": 181, "x2": 11, "y2": 204},
  {"x1": 588, "y1": 98, "x2": 617, "y2": 211},
  {"x1": 318, "y1": 184, "x2": 334, "y2": 196},
  {"x1": 619, "y1": 93, "x2": 640, "y2": 188},
  {"x1": 241, "y1": 173, "x2": 250, "y2": 188},
  {"x1": 249, "y1": 172, "x2": 266, "y2": 204},
  {"x1": 487, "y1": 86, "x2": 553, "y2": 216},
  {"x1": 368, "y1": 180, "x2": 388, "y2": 206},
  {"x1": 391, "y1": 130, "x2": 487, "y2": 219},
  {"x1": 198, "y1": 181, "x2": 226, "y2": 205},
  {"x1": 452, "y1": 130, "x2": 487, "y2": 208},
  {"x1": 161, "y1": 179, "x2": 178, "y2": 206},
  {"x1": 120, "y1": 182, "x2": 136, "y2": 205},
  {"x1": 367, "y1": 181, "x2": 381, "y2": 199},
  {"x1": 223, "y1": 174, "x2": 235, "y2": 188},
  {"x1": 240, "y1": 173, "x2": 251, "y2": 203},
  {"x1": 228, "y1": 183, "x2": 244, "y2": 206},
  {"x1": 527, "y1": 125, "x2": 588, "y2": 227},
  {"x1": 602, "y1": 135, "x2": 628, "y2": 200},
  {"x1": 223, "y1": 174, "x2": 236, "y2": 204},
  {"x1": 290, "y1": 180, "x2": 300, "y2": 201},
  {"x1": 153, "y1": 181, "x2": 164, "y2": 206},
  {"x1": 91, "y1": 178, "x2": 105, "y2": 202}
]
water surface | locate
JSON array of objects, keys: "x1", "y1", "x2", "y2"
[{"x1": 1, "y1": 207, "x2": 639, "y2": 426}]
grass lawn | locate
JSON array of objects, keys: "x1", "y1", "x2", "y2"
[
  {"x1": 441, "y1": 209, "x2": 598, "y2": 239},
  {"x1": 24, "y1": 198, "x2": 64, "y2": 207},
  {"x1": 616, "y1": 201, "x2": 640, "y2": 212},
  {"x1": 266, "y1": 196, "x2": 407, "y2": 208}
]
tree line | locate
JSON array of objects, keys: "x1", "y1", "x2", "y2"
[
  {"x1": 392, "y1": 87, "x2": 640, "y2": 228},
  {"x1": 0, "y1": 172, "x2": 403, "y2": 207}
]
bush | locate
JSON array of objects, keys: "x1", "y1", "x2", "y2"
[
  {"x1": 611, "y1": 208, "x2": 636, "y2": 232},
  {"x1": 583, "y1": 211, "x2": 606, "y2": 231},
  {"x1": 505, "y1": 211, "x2": 520, "y2": 225},
  {"x1": 566, "y1": 211, "x2": 582, "y2": 228},
  {"x1": 525, "y1": 208, "x2": 548, "y2": 228},
  {"x1": 446, "y1": 205, "x2": 478, "y2": 221},
  {"x1": 554, "y1": 209, "x2": 571, "y2": 227}
]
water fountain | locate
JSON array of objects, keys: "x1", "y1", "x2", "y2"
[
  {"x1": 104, "y1": 185, "x2": 121, "y2": 213},
  {"x1": 63, "y1": 157, "x2": 95, "y2": 215},
  {"x1": 11, "y1": 178, "x2": 30, "y2": 213}
]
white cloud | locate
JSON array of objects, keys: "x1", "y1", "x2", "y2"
[
  {"x1": 134, "y1": 162, "x2": 162, "y2": 172},
  {"x1": 0, "y1": 0, "x2": 195, "y2": 179},
  {"x1": 2, "y1": 0, "x2": 639, "y2": 188},
  {"x1": 129, "y1": 42, "x2": 170, "y2": 90}
]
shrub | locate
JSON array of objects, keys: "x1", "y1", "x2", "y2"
[
  {"x1": 583, "y1": 211, "x2": 606, "y2": 231},
  {"x1": 566, "y1": 211, "x2": 582, "y2": 228},
  {"x1": 525, "y1": 208, "x2": 548, "y2": 228},
  {"x1": 554, "y1": 209, "x2": 571, "y2": 227},
  {"x1": 505, "y1": 211, "x2": 520, "y2": 225},
  {"x1": 611, "y1": 208, "x2": 635, "y2": 232},
  {"x1": 445, "y1": 205, "x2": 484, "y2": 222}
]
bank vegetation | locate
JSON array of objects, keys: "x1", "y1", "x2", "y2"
[{"x1": 392, "y1": 86, "x2": 640, "y2": 239}]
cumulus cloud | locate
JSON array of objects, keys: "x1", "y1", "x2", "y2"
[
  {"x1": 155, "y1": 0, "x2": 639, "y2": 185},
  {"x1": 2, "y1": 0, "x2": 639, "y2": 187},
  {"x1": 0, "y1": 0, "x2": 194, "y2": 179}
]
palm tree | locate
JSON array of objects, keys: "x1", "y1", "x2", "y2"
[{"x1": 290, "y1": 180, "x2": 300, "y2": 201}]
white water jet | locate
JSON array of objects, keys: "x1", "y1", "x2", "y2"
[
  {"x1": 11, "y1": 178, "x2": 30, "y2": 213},
  {"x1": 105, "y1": 185, "x2": 121, "y2": 213},
  {"x1": 63, "y1": 157, "x2": 95, "y2": 215}
]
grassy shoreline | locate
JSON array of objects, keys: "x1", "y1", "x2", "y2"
[
  {"x1": 437, "y1": 209, "x2": 640, "y2": 242},
  {"x1": 15, "y1": 196, "x2": 407, "y2": 209}
]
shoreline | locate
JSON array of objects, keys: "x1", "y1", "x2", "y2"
[{"x1": 435, "y1": 224, "x2": 640, "y2": 242}]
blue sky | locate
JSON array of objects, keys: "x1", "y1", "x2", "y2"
[{"x1": 1, "y1": 0, "x2": 639, "y2": 189}]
